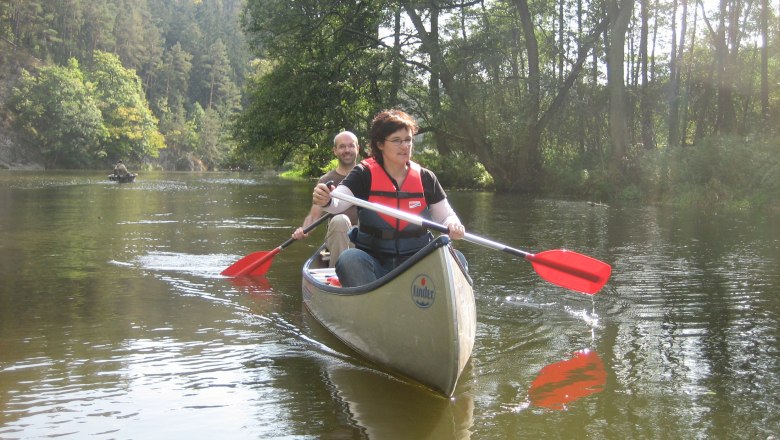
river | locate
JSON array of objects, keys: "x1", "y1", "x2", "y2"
[{"x1": 1, "y1": 170, "x2": 778, "y2": 439}]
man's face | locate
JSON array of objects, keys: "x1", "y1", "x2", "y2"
[{"x1": 333, "y1": 135, "x2": 358, "y2": 167}]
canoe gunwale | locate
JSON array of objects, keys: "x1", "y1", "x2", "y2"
[
  {"x1": 108, "y1": 173, "x2": 137, "y2": 183},
  {"x1": 302, "y1": 235, "x2": 471, "y2": 294}
]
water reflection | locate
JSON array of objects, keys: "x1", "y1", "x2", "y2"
[
  {"x1": 2, "y1": 171, "x2": 779, "y2": 438},
  {"x1": 325, "y1": 364, "x2": 474, "y2": 439},
  {"x1": 299, "y1": 309, "x2": 475, "y2": 439},
  {"x1": 527, "y1": 349, "x2": 606, "y2": 410},
  {"x1": 229, "y1": 276, "x2": 274, "y2": 297}
]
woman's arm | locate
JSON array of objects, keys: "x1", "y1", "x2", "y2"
[
  {"x1": 429, "y1": 199, "x2": 465, "y2": 239},
  {"x1": 312, "y1": 183, "x2": 355, "y2": 213}
]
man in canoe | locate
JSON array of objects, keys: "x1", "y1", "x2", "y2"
[
  {"x1": 114, "y1": 160, "x2": 129, "y2": 177},
  {"x1": 292, "y1": 131, "x2": 360, "y2": 267},
  {"x1": 311, "y1": 109, "x2": 466, "y2": 287}
]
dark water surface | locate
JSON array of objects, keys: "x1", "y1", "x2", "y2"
[{"x1": 1, "y1": 170, "x2": 778, "y2": 439}]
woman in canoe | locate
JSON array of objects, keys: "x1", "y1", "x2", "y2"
[{"x1": 311, "y1": 108, "x2": 466, "y2": 287}]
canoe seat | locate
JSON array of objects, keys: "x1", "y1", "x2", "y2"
[{"x1": 308, "y1": 268, "x2": 341, "y2": 287}]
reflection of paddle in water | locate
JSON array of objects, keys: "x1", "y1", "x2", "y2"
[
  {"x1": 229, "y1": 275, "x2": 273, "y2": 297},
  {"x1": 528, "y1": 349, "x2": 606, "y2": 410}
]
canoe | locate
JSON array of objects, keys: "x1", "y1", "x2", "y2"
[
  {"x1": 108, "y1": 173, "x2": 136, "y2": 183},
  {"x1": 301, "y1": 235, "x2": 476, "y2": 396}
]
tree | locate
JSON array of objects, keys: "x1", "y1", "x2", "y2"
[
  {"x1": 606, "y1": 0, "x2": 633, "y2": 176},
  {"x1": 80, "y1": 1, "x2": 116, "y2": 59},
  {"x1": 403, "y1": 0, "x2": 609, "y2": 191},
  {"x1": 86, "y1": 51, "x2": 165, "y2": 162},
  {"x1": 668, "y1": 0, "x2": 688, "y2": 148},
  {"x1": 200, "y1": 39, "x2": 236, "y2": 111},
  {"x1": 195, "y1": 105, "x2": 225, "y2": 168},
  {"x1": 9, "y1": 59, "x2": 107, "y2": 168},
  {"x1": 237, "y1": 0, "x2": 388, "y2": 170},
  {"x1": 760, "y1": 0, "x2": 769, "y2": 122},
  {"x1": 151, "y1": 42, "x2": 193, "y2": 113},
  {"x1": 639, "y1": 0, "x2": 656, "y2": 150},
  {"x1": 3, "y1": 0, "x2": 248, "y2": 171}
]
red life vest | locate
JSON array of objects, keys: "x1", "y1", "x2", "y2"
[
  {"x1": 366, "y1": 158, "x2": 427, "y2": 228},
  {"x1": 353, "y1": 157, "x2": 432, "y2": 256}
]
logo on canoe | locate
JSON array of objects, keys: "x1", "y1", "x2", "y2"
[{"x1": 411, "y1": 275, "x2": 435, "y2": 308}]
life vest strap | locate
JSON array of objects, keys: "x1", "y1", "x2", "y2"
[
  {"x1": 359, "y1": 225, "x2": 428, "y2": 240},
  {"x1": 369, "y1": 190, "x2": 424, "y2": 199}
]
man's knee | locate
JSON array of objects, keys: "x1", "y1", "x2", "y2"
[{"x1": 327, "y1": 214, "x2": 352, "y2": 234}]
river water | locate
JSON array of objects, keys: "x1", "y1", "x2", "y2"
[{"x1": 0, "y1": 170, "x2": 778, "y2": 439}]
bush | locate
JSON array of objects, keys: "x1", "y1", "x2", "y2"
[
  {"x1": 413, "y1": 149, "x2": 494, "y2": 190},
  {"x1": 638, "y1": 135, "x2": 780, "y2": 210}
]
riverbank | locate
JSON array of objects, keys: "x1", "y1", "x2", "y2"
[{"x1": 0, "y1": 122, "x2": 43, "y2": 170}]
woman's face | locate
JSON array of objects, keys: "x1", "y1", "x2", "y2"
[{"x1": 379, "y1": 128, "x2": 414, "y2": 167}]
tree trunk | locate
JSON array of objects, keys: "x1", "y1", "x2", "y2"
[
  {"x1": 427, "y1": 1, "x2": 450, "y2": 155},
  {"x1": 606, "y1": 0, "x2": 633, "y2": 173},
  {"x1": 390, "y1": 8, "x2": 402, "y2": 106},
  {"x1": 640, "y1": 0, "x2": 656, "y2": 150},
  {"x1": 403, "y1": 5, "x2": 497, "y2": 183},
  {"x1": 681, "y1": 2, "x2": 699, "y2": 146},
  {"x1": 713, "y1": 0, "x2": 737, "y2": 133},
  {"x1": 760, "y1": 0, "x2": 769, "y2": 122},
  {"x1": 668, "y1": 0, "x2": 689, "y2": 148}
]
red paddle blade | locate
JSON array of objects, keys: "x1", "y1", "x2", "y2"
[
  {"x1": 529, "y1": 349, "x2": 606, "y2": 410},
  {"x1": 527, "y1": 250, "x2": 612, "y2": 295},
  {"x1": 220, "y1": 248, "x2": 280, "y2": 276}
]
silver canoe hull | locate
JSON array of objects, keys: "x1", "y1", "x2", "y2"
[{"x1": 302, "y1": 236, "x2": 476, "y2": 396}]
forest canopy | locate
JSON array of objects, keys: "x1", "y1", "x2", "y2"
[
  {"x1": 1, "y1": 0, "x2": 779, "y2": 207},
  {"x1": 10, "y1": 52, "x2": 164, "y2": 169},
  {"x1": 235, "y1": 0, "x2": 780, "y2": 207},
  {"x1": 2, "y1": 0, "x2": 248, "y2": 171}
]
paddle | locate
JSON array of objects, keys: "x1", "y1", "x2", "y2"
[
  {"x1": 328, "y1": 191, "x2": 611, "y2": 294},
  {"x1": 221, "y1": 213, "x2": 331, "y2": 277}
]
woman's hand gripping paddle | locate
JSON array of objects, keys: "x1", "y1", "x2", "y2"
[
  {"x1": 329, "y1": 191, "x2": 611, "y2": 294},
  {"x1": 221, "y1": 214, "x2": 331, "y2": 277}
]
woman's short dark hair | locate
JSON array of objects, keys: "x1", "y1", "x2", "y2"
[{"x1": 368, "y1": 109, "x2": 419, "y2": 159}]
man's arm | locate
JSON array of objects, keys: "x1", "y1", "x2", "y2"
[{"x1": 293, "y1": 204, "x2": 324, "y2": 240}]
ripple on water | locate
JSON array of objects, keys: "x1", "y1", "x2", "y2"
[
  {"x1": 0, "y1": 334, "x2": 286, "y2": 438},
  {"x1": 135, "y1": 251, "x2": 237, "y2": 278}
]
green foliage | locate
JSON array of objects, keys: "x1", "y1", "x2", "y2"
[
  {"x1": 3, "y1": 0, "x2": 248, "y2": 170},
  {"x1": 414, "y1": 148, "x2": 494, "y2": 190},
  {"x1": 638, "y1": 136, "x2": 780, "y2": 210},
  {"x1": 279, "y1": 151, "x2": 337, "y2": 179},
  {"x1": 195, "y1": 106, "x2": 229, "y2": 169},
  {"x1": 87, "y1": 51, "x2": 164, "y2": 161},
  {"x1": 6, "y1": 0, "x2": 780, "y2": 198},
  {"x1": 235, "y1": 0, "x2": 390, "y2": 170},
  {"x1": 152, "y1": 42, "x2": 192, "y2": 113},
  {"x1": 9, "y1": 53, "x2": 164, "y2": 168},
  {"x1": 10, "y1": 59, "x2": 107, "y2": 168}
]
